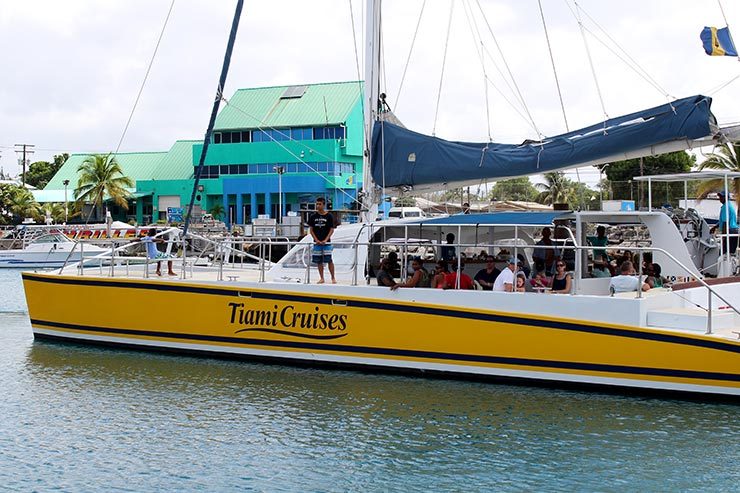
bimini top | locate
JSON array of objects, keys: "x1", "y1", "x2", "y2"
[
  {"x1": 371, "y1": 95, "x2": 715, "y2": 190},
  {"x1": 412, "y1": 211, "x2": 571, "y2": 227}
]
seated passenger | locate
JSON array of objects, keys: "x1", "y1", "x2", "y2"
[
  {"x1": 492, "y1": 258, "x2": 517, "y2": 292},
  {"x1": 474, "y1": 255, "x2": 500, "y2": 290},
  {"x1": 386, "y1": 251, "x2": 402, "y2": 278},
  {"x1": 645, "y1": 263, "x2": 665, "y2": 289},
  {"x1": 591, "y1": 255, "x2": 611, "y2": 278},
  {"x1": 517, "y1": 254, "x2": 531, "y2": 278},
  {"x1": 550, "y1": 261, "x2": 572, "y2": 294},
  {"x1": 530, "y1": 269, "x2": 550, "y2": 290},
  {"x1": 444, "y1": 259, "x2": 474, "y2": 289},
  {"x1": 431, "y1": 260, "x2": 449, "y2": 289},
  {"x1": 376, "y1": 258, "x2": 398, "y2": 289},
  {"x1": 394, "y1": 257, "x2": 431, "y2": 289},
  {"x1": 515, "y1": 272, "x2": 527, "y2": 293},
  {"x1": 609, "y1": 260, "x2": 650, "y2": 293}
]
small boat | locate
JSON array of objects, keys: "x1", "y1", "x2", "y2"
[{"x1": 0, "y1": 232, "x2": 108, "y2": 269}]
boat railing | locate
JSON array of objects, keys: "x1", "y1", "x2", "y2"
[{"x1": 57, "y1": 234, "x2": 737, "y2": 335}]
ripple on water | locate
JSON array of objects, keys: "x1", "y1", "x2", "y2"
[{"x1": 0, "y1": 271, "x2": 738, "y2": 491}]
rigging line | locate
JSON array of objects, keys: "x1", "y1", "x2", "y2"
[
  {"x1": 707, "y1": 73, "x2": 740, "y2": 95},
  {"x1": 537, "y1": 0, "x2": 569, "y2": 132},
  {"x1": 474, "y1": 0, "x2": 542, "y2": 139},
  {"x1": 717, "y1": 0, "x2": 740, "y2": 62},
  {"x1": 577, "y1": 21, "x2": 670, "y2": 99},
  {"x1": 394, "y1": 0, "x2": 427, "y2": 113},
  {"x1": 217, "y1": 99, "x2": 358, "y2": 204},
  {"x1": 538, "y1": 0, "x2": 583, "y2": 205},
  {"x1": 571, "y1": 0, "x2": 609, "y2": 125},
  {"x1": 113, "y1": 0, "x2": 176, "y2": 156},
  {"x1": 461, "y1": 0, "x2": 492, "y2": 141},
  {"x1": 346, "y1": 0, "x2": 366, "y2": 160},
  {"x1": 483, "y1": 74, "x2": 539, "y2": 136},
  {"x1": 574, "y1": 2, "x2": 672, "y2": 98},
  {"x1": 432, "y1": 0, "x2": 455, "y2": 137}
]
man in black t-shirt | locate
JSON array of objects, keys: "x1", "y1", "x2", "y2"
[
  {"x1": 308, "y1": 197, "x2": 336, "y2": 284},
  {"x1": 474, "y1": 255, "x2": 500, "y2": 290}
]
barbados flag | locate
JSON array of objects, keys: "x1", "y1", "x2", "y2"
[{"x1": 700, "y1": 26, "x2": 738, "y2": 56}]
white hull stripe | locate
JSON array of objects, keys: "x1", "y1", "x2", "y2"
[
  {"x1": 30, "y1": 320, "x2": 740, "y2": 384},
  {"x1": 32, "y1": 327, "x2": 740, "y2": 396}
]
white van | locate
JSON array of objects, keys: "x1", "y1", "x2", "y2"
[{"x1": 387, "y1": 207, "x2": 426, "y2": 219}]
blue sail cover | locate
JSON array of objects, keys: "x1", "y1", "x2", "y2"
[{"x1": 371, "y1": 95, "x2": 714, "y2": 189}]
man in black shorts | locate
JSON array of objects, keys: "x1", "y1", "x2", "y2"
[{"x1": 308, "y1": 197, "x2": 336, "y2": 284}]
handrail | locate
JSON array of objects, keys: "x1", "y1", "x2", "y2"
[{"x1": 55, "y1": 230, "x2": 740, "y2": 334}]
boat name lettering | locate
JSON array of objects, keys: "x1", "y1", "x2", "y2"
[{"x1": 228, "y1": 302, "x2": 348, "y2": 331}]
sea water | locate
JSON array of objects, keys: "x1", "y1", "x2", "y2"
[{"x1": 0, "y1": 269, "x2": 738, "y2": 492}]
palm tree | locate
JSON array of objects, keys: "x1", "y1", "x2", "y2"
[
  {"x1": 696, "y1": 142, "x2": 740, "y2": 207},
  {"x1": 74, "y1": 154, "x2": 133, "y2": 221},
  {"x1": 41, "y1": 202, "x2": 67, "y2": 223},
  {"x1": 536, "y1": 172, "x2": 572, "y2": 206},
  {"x1": 9, "y1": 187, "x2": 42, "y2": 223},
  {"x1": 209, "y1": 204, "x2": 225, "y2": 220}
]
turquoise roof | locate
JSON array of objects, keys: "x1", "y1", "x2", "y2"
[
  {"x1": 44, "y1": 140, "x2": 198, "y2": 191},
  {"x1": 214, "y1": 81, "x2": 363, "y2": 131},
  {"x1": 150, "y1": 140, "x2": 198, "y2": 180},
  {"x1": 45, "y1": 151, "x2": 166, "y2": 190}
]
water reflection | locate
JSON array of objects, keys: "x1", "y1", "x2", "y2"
[{"x1": 19, "y1": 340, "x2": 739, "y2": 491}]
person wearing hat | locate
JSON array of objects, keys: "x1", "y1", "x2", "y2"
[
  {"x1": 492, "y1": 257, "x2": 517, "y2": 292},
  {"x1": 713, "y1": 190, "x2": 738, "y2": 254}
]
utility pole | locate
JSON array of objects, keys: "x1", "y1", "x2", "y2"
[{"x1": 14, "y1": 144, "x2": 35, "y2": 187}]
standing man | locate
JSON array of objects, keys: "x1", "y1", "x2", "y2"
[
  {"x1": 714, "y1": 190, "x2": 738, "y2": 254},
  {"x1": 308, "y1": 197, "x2": 336, "y2": 284}
]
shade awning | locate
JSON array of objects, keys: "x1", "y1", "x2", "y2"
[
  {"x1": 633, "y1": 171, "x2": 740, "y2": 182},
  {"x1": 414, "y1": 211, "x2": 571, "y2": 227}
]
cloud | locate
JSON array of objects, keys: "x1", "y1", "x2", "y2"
[{"x1": 1, "y1": 0, "x2": 738, "y2": 190}]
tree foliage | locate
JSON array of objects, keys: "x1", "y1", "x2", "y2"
[
  {"x1": 74, "y1": 154, "x2": 133, "y2": 221},
  {"x1": 0, "y1": 184, "x2": 42, "y2": 224},
  {"x1": 487, "y1": 177, "x2": 539, "y2": 202},
  {"x1": 600, "y1": 151, "x2": 695, "y2": 206},
  {"x1": 696, "y1": 143, "x2": 740, "y2": 208},
  {"x1": 535, "y1": 172, "x2": 572, "y2": 205},
  {"x1": 393, "y1": 196, "x2": 416, "y2": 207},
  {"x1": 22, "y1": 153, "x2": 69, "y2": 189}
]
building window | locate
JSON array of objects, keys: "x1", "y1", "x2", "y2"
[
  {"x1": 241, "y1": 131, "x2": 251, "y2": 143},
  {"x1": 222, "y1": 132, "x2": 232, "y2": 144},
  {"x1": 220, "y1": 165, "x2": 229, "y2": 175},
  {"x1": 214, "y1": 132, "x2": 222, "y2": 144},
  {"x1": 229, "y1": 164, "x2": 239, "y2": 174},
  {"x1": 238, "y1": 164, "x2": 248, "y2": 174},
  {"x1": 231, "y1": 132, "x2": 241, "y2": 144}
]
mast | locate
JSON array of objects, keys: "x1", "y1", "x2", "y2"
[
  {"x1": 361, "y1": 0, "x2": 382, "y2": 222},
  {"x1": 183, "y1": 0, "x2": 245, "y2": 236}
]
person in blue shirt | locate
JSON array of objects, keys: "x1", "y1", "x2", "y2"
[
  {"x1": 141, "y1": 228, "x2": 176, "y2": 276},
  {"x1": 714, "y1": 191, "x2": 738, "y2": 254}
]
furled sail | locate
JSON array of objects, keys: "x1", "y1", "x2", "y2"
[{"x1": 370, "y1": 95, "x2": 715, "y2": 190}]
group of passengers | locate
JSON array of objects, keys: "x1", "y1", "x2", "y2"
[{"x1": 375, "y1": 226, "x2": 666, "y2": 294}]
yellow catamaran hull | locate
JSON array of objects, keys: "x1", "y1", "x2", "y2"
[{"x1": 23, "y1": 272, "x2": 740, "y2": 397}]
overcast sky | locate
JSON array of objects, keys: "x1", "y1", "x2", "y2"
[{"x1": 1, "y1": 0, "x2": 738, "y2": 189}]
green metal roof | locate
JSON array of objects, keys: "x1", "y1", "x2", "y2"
[
  {"x1": 45, "y1": 151, "x2": 167, "y2": 190},
  {"x1": 214, "y1": 81, "x2": 363, "y2": 131},
  {"x1": 149, "y1": 140, "x2": 198, "y2": 180}
]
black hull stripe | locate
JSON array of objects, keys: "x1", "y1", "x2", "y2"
[
  {"x1": 22, "y1": 273, "x2": 740, "y2": 354},
  {"x1": 30, "y1": 318, "x2": 740, "y2": 384}
]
